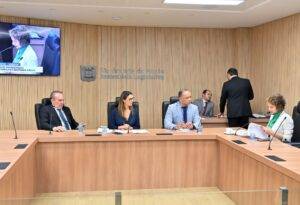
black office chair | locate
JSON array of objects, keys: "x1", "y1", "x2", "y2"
[
  {"x1": 34, "y1": 98, "x2": 52, "y2": 129},
  {"x1": 161, "y1": 96, "x2": 179, "y2": 128},
  {"x1": 34, "y1": 103, "x2": 43, "y2": 129},
  {"x1": 41, "y1": 98, "x2": 51, "y2": 105},
  {"x1": 291, "y1": 101, "x2": 300, "y2": 143},
  {"x1": 107, "y1": 97, "x2": 139, "y2": 129}
]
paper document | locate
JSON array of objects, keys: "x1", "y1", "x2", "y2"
[
  {"x1": 248, "y1": 123, "x2": 269, "y2": 140},
  {"x1": 131, "y1": 129, "x2": 149, "y2": 134}
]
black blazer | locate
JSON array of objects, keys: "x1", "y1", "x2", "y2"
[
  {"x1": 39, "y1": 105, "x2": 79, "y2": 130},
  {"x1": 108, "y1": 107, "x2": 140, "y2": 129},
  {"x1": 220, "y1": 76, "x2": 254, "y2": 118}
]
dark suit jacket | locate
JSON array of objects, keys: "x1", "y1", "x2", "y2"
[
  {"x1": 193, "y1": 98, "x2": 214, "y2": 117},
  {"x1": 108, "y1": 107, "x2": 140, "y2": 129},
  {"x1": 39, "y1": 105, "x2": 79, "y2": 130},
  {"x1": 220, "y1": 76, "x2": 254, "y2": 118}
]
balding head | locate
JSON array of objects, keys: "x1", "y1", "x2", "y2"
[
  {"x1": 50, "y1": 90, "x2": 64, "y2": 109},
  {"x1": 178, "y1": 89, "x2": 192, "y2": 107}
]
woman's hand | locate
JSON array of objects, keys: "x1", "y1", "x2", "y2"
[
  {"x1": 261, "y1": 126, "x2": 274, "y2": 136},
  {"x1": 118, "y1": 124, "x2": 132, "y2": 130}
]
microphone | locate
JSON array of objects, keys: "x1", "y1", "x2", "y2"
[
  {"x1": 234, "y1": 122, "x2": 250, "y2": 135},
  {"x1": 9, "y1": 112, "x2": 18, "y2": 139},
  {"x1": 0, "y1": 46, "x2": 13, "y2": 54},
  {"x1": 268, "y1": 116, "x2": 287, "y2": 150}
]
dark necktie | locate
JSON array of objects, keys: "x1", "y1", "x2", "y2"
[
  {"x1": 203, "y1": 102, "x2": 207, "y2": 115},
  {"x1": 57, "y1": 109, "x2": 71, "y2": 130},
  {"x1": 182, "y1": 107, "x2": 188, "y2": 123}
]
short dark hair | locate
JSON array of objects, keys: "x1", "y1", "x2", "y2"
[
  {"x1": 50, "y1": 90, "x2": 63, "y2": 100},
  {"x1": 267, "y1": 94, "x2": 286, "y2": 112},
  {"x1": 202, "y1": 89, "x2": 211, "y2": 95},
  {"x1": 227, "y1": 67, "x2": 238, "y2": 76},
  {"x1": 178, "y1": 89, "x2": 189, "y2": 97}
]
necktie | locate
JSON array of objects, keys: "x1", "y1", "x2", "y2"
[
  {"x1": 57, "y1": 109, "x2": 71, "y2": 130},
  {"x1": 182, "y1": 107, "x2": 188, "y2": 123},
  {"x1": 203, "y1": 102, "x2": 207, "y2": 115}
]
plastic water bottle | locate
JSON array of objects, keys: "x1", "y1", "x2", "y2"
[
  {"x1": 101, "y1": 125, "x2": 108, "y2": 135},
  {"x1": 197, "y1": 124, "x2": 203, "y2": 134},
  {"x1": 78, "y1": 123, "x2": 85, "y2": 136}
]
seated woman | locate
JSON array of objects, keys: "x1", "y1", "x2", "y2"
[
  {"x1": 9, "y1": 25, "x2": 38, "y2": 68},
  {"x1": 108, "y1": 91, "x2": 140, "y2": 130},
  {"x1": 261, "y1": 94, "x2": 294, "y2": 142}
]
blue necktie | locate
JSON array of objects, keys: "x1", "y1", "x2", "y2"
[
  {"x1": 182, "y1": 107, "x2": 188, "y2": 123},
  {"x1": 57, "y1": 109, "x2": 71, "y2": 130}
]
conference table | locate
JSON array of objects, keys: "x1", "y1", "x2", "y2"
[{"x1": 0, "y1": 126, "x2": 299, "y2": 205}]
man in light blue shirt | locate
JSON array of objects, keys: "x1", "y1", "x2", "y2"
[{"x1": 164, "y1": 89, "x2": 201, "y2": 130}]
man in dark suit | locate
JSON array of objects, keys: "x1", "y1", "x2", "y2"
[
  {"x1": 218, "y1": 68, "x2": 254, "y2": 127},
  {"x1": 39, "y1": 90, "x2": 78, "y2": 131}
]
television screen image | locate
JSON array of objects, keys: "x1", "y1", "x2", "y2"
[{"x1": 0, "y1": 22, "x2": 60, "y2": 76}]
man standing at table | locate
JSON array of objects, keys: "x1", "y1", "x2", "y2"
[
  {"x1": 193, "y1": 89, "x2": 214, "y2": 117},
  {"x1": 40, "y1": 90, "x2": 79, "y2": 132},
  {"x1": 164, "y1": 89, "x2": 201, "y2": 130},
  {"x1": 218, "y1": 68, "x2": 254, "y2": 128}
]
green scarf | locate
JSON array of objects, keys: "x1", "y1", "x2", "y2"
[{"x1": 267, "y1": 112, "x2": 282, "y2": 128}]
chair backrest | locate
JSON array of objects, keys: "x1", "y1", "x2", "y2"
[
  {"x1": 161, "y1": 96, "x2": 179, "y2": 128},
  {"x1": 161, "y1": 101, "x2": 170, "y2": 128},
  {"x1": 170, "y1": 96, "x2": 179, "y2": 104},
  {"x1": 41, "y1": 98, "x2": 52, "y2": 105},
  {"x1": 292, "y1": 102, "x2": 300, "y2": 142},
  {"x1": 34, "y1": 103, "x2": 43, "y2": 129},
  {"x1": 34, "y1": 98, "x2": 52, "y2": 130},
  {"x1": 107, "y1": 99, "x2": 139, "y2": 129}
]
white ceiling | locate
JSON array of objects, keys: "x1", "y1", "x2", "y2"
[{"x1": 0, "y1": 0, "x2": 299, "y2": 28}]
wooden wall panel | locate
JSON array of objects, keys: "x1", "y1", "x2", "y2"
[{"x1": 250, "y1": 14, "x2": 300, "y2": 114}]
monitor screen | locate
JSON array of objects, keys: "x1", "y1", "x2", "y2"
[{"x1": 0, "y1": 22, "x2": 60, "y2": 76}]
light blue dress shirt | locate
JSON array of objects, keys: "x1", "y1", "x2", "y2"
[{"x1": 164, "y1": 101, "x2": 201, "y2": 130}]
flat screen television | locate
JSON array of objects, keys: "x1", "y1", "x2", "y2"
[{"x1": 0, "y1": 22, "x2": 60, "y2": 76}]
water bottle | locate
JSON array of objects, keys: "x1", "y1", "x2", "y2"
[
  {"x1": 101, "y1": 125, "x2": 108, "y2": 135},
  {"x1": 197, "y1": 124, "x2": 203, "y2": 134},
  {"x1": 78, "y1": 123, "x2": 85, "y2": 136}
]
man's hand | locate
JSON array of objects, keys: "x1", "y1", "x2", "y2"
[
  {"x1": 175, "y1": 123, "x2": 185, "y2": 130},
  {"x1": 186, "y1": 122, "x2": 194, "y2": 129},
  {"x1": 217, "y1": 113, "x2": 224, "y2": 118},
  {"x1": 53, "y1": 126, "x2": 65, "y2": 132}
]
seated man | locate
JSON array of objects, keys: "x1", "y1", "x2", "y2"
[
  {"x1": 193, "y1": 89, "x2": 214, "y2": 117},
  {"x1": 39, "y1": 90, "x2": 79, "y2": 132},
  {"x1": 164, "y1": 89, "x2": 201, "y2": 130}
]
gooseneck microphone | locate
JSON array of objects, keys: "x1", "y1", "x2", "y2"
[
  {"x1": 268, "y1": 116, "x2": 287, "y2": 150},
  {"x1": 0, "y1": 46, "x2": 13, "y2": 54},
  {"x1": 9, "y1": 112, "x2": 18, "y2": 139}
]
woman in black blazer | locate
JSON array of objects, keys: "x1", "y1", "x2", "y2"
[{"x1": 108, "y1": 91, "x2": 140, "y2": 130}]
